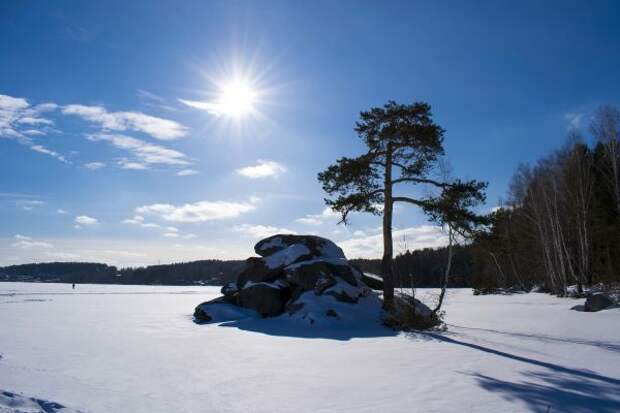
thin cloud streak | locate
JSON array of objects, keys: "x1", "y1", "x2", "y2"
[
  {"x1": 136, "y1": 198, "x2": 258, "y2": 223},
  {"x1": 62, "y1": 104, "x2": 188, "y2": 140}
]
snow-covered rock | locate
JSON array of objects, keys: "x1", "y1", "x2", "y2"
[
  {"x1": 254, "y1": 234, "x2": 346, "y2": 260},
  {"x1": 194, "y1": 234, "x2": 378, "y2": 326},
  {"x1": 194, "y1": 296, "x2": 259, "y2": 323},
  {"x1": 360, "y1": 272, "x2": 383, "y2": 290}
]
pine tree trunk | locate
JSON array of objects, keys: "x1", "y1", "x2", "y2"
[{"x1": 382, "y1": 143, "x2": 395, "y2": 308}]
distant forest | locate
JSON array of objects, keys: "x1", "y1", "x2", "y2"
[
  {"x1": 0, "y1": 260, "x2": 244, "y2": 286},
  {"x1": 351, "y1": 245, "x2": 473, "y2": 287},
  {"x1": 0, "y1": 247, "x2": 471, "y2": 287}
]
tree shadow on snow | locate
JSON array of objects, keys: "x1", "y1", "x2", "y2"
[
  {"x1": 211, "y1": 317, "x2": 399, "y2": 340},
  {"x1": 415, "y1": 332, "x2": 620, "y2": 413},
  {"x1": 445, "y1": 323, "x2": 620, "y2": 353},
  {"x1": 472, "y1": 371, "x2": 620, "y2": 413}
]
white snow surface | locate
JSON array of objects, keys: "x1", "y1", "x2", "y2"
[
  {"x1": 263, "y1": 244, "x2": 311, "y2": 269},
  {"x1": 1, "y1": 282, "x2": 619, "y2": 413}
]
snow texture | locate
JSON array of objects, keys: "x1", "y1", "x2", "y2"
[
  {"x1": 263, "y1": 244, "x2": 311, "y2": 269},
  {"x1": 1, "y1": 282, "x2": 619, "y2": 413}
]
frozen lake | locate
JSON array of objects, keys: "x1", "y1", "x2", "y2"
[{"x1": 1, "y1": 282, "x2": 619, "y2": 412}]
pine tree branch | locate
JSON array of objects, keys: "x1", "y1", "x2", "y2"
[
  {"x1": 392, "y1": 196, "x2": 431, "y2": 208},
  {"x1": 392, "y1": 177, "x2": 453, "y2": 188}
]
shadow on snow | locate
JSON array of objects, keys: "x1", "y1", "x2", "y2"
[
  {"x1": 413, "y1": 332, "x2": 620, "y2": 413},
  {"x1": 193, "y1": 316, "x2": 398, "y2": 341}
]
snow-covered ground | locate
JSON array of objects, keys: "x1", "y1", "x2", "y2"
[{"x1": 1, "y1": 282, "x2": 618, "y2": 413}]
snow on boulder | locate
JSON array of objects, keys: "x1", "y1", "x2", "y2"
[
  {"x1": 194, "y1": 234, "x2": 380, "y2": 327},
  {"x1": 584, "y1": 293, "x2": 615, "y2": 312},
  {"x1": 360, "y1": 272, "x2": 384, "y2": 290},
  {"x1": 194, "y1": 296, "x2": 259, "y2": 323},
  {"x1": 284, "y1": 289, "x2": 381, "y2": 327},
  {"x1": 254, "y1": 234, "x2": 346, "y2": 260}
]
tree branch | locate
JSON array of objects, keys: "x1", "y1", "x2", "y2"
[
  {"x1": 392, "y1": 177, "x2": 453, "y2": 188},
  {"x1": 392, "y1": 196, "x2": 430, "y2": 208}
]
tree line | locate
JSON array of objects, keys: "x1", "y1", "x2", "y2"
[
  {"x1": 351, "y1": 245, "x2": 473, "y2": 288},
  {"x1": 472, "y1": 105, "x2": 620, "y2": 295},
  {"x1": 0, "y1": 260, "x2": 244, "y2": 285}
]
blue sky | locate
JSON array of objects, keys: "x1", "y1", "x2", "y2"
[{"x1": 1, "y1": 1, "x2": 619, "y2": 266}]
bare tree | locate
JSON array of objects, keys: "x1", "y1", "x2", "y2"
[{"x1": 590, "y1": 105, "x2": 620, "y2": 212}]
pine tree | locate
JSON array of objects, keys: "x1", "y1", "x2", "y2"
[{"x1": 318, "y1": 101, "x2": 487, "y2": 307}]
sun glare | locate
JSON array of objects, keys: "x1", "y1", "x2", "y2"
[{"x1": 218, "y1": 79, "x2": 257, "y2": 118}]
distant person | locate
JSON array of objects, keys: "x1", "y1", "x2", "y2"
[{"x1": 72, "y1": 283, "x2": 75, "y2": 289}]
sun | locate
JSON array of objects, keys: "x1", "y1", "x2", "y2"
[{"x1": 217, "y1": 79, "x2": 257, "y2": 118}]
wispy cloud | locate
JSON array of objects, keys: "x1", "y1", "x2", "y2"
[
  {"x1": 0, "y1": 94, "x2": 66, "y2": 162},
  {"x1": 117, "y1": 159, "x2": 148, "y2": 170},
  {"x1": 63, "y1": 104, "x2": 187, "y2": 140},
  {"x1": 84, "y1": 161, "x2": 105, "y2": 170},
  {"x1": 564, "y1": 112, "x2": 585, "y2": 130},
  {"x1": 30, "y1": 145, "x2": 68, "y2": 163},
  {"x1": 0, "y1": 94, "x2": 33, "y2": 140},
  {"x1": 122, "y1": 215, "x2": 197, "y2": 239},
  {"x1": 75, "y1": 215, "x2": 98, "y2": 225},
  {"x1": 87, "y1": 133, "x2": 190, "y2": 169},
  {"x1": 233, "y1": 224, "x2": 296, "y2": 239},
  {"x1": 122, "y1": 215, "x2": 145, "y2": 225},
  {"x1": 137, "y1": 89, "x2": 178, "y2": 112},
  {"x1": 136, "y1": 198, "x2": 258, "y2": 223},
  {"x1": 122, "y1": 215, "x2": 161, "y2": 229},
  {"x1": 178, "y1": 98, "x2": 222, "y2": 116},
  {"x1": 236, "y1": 160, "x2": 286, "y2": 179},
  {"x1": 296, "y1": 207, "x2": 340, "y2": 225},
  {"x1": 17, "y1": 200, "x2": 45, "y2": 211},
  {"x1": 176, "y1": 169, "x2": 199, "y2": 176},
  {"x1": 12, "y1": 234, "x2": 53, "y2": 249},
  {"x1": 339, "y1": 225, "x2": 447, "y2": 259}
]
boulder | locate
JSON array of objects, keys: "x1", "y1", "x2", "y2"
[
  {"x1": 284, "y1": 261, "x2": 356, "y2": 290},
  {"x1": 238, "y1": 283, "x2": 288, "y2": 317},
  {"x1": 284, "y1": 261, "x2": 330, "y2": 290},
  {"x1": 194, "y1": 296, "x2": 235, "y2": 322},
  {"x1": 236, "y1": 257, "x2": 281, "y2": 289},
  {"x1": 584, "y1": 293, "x2": 615, "y2": 312},
  {"x1": 195, "y1": 234, "x2": 382, "y2": 326}
]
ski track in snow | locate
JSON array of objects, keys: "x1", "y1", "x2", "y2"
[{"x1": 0, "y1": 282, "x2": 619, "y2": 413}]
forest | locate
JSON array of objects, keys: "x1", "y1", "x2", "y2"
[
  {"x1": 0, "y1": 260, "x2": 244, "y2": 286},
  {"x1": 471, "y1": 105, "x2": 620, "y2": 295}
]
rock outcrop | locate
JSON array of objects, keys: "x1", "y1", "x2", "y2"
[{"x1": 194, "y1": 234, "x2": 379, "y2": 325}]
